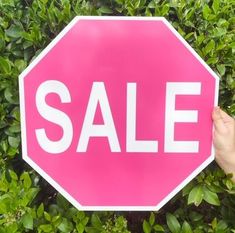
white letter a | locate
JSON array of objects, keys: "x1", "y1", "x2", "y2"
[{"x1": 77, "y1": 82, "x2": 121, "y2": 152}]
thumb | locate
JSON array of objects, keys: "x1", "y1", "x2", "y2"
[{"x1": 212, "y1": 107, "x2": 227, "y2": 134}]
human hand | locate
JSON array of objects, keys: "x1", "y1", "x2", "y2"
[{"x1": 212, "y1": 107, "x2": 235, "y2": 182}]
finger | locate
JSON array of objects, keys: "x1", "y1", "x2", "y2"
[
  {"x1": 219, "y1": 109, "x2": 234, "y2": 123},
  {"x1": 212, "y1": 107, "x2": 227, "y2": 133}
]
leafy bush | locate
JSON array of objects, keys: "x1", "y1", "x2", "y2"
[{"x1": 0, "y1": 0, "x2": 234, "y2": 232}]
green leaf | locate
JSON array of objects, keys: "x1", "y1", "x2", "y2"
[
  {"x1": 6, "y1": 223, "x2": 18, "y2": 233},
  {"x1": 91, "y1": 214, "x2": 102, "y2": 229},
  {"x1": 182, "y1": 221, "x2": 193, "y2": 233},
  {"x1": 229, "y1": 42, "x2": 235, "y2": 49},
  {"x1": 11, "y1": 107, "x2": 20, "y2": 121},
  {"x1": 202, "y1": 4, "x2": 211, "y2": 19},
  {"x1": 212, "y1": 0, "x2": 220, "y2": 13},
  {"x1": 213, "y1": 27, "x2": 227, "y2": 37},
  {"x1": 203, "y1": 187, "x2": 220, "y2": 206},
  {"x1": 0, "y1": 37, "x2": 5, "y2": 51},
  {"x1": 22, "y1": 213, "x2": 33, "y2": 230},
  {"x1": 211, "y1": 218, "x2": 217, "y2": 229},
  {"x1": 4, "y1": 88, "x2": 18, "y2": 104},
  {"x1": 58, "y1": 218, "x2": 73, "y2": 233},
  {"x1": 52, "y1": 215, "x2": 60, "y2": 223},
  {"x1": 204, "y1": 40, "x2": 215, "y2": 55},
  {"x1": 76, "y1": 223, "x2": 85, "y2": 233},
  {"x1": 188, "y1": 185, "x2": 203, "y2": 206},
  {"x1": 85, "y1": 227, "x2": 98, "y2": 233},
  {"x1": 82, "y1": 217, "x2": 89, "y2": 226},
  {"x1": 161, "y1": 4, "x2": 169, "y2": 16},
  {"x1": 206, "y1": 57, "x2": 218, "y2": 65},
  {"x1": 148, "y1": 1, "x2": 156, "y2": 8},
  {"x1": 77, "y1": 211, "x2": 85, "y2": 220},
  {"x1": 0, "y1": 57, "x2": 11, "y2": 74},
  {"x1": 225, "y1": 179, "x2": 233, "y2": 190},
  {"x1": 166, "y1": 213, "x2": 181, "y2": 233},
  {"x1": 1, "y1": 140, "x2": 8, "y2": 152},
  {"x1": 25, "y1": 188, "x2": 39, "y2": 204},
  {"x1": 216, "y1": 64, "x2": 226, "y2": 76},
  {"x1": 4, "y1": 88, "x2": 12, "y2": 102},
  {"x1": 15, "y1": 59, "x2": 27, "y2": 72},
  {"x1": 0, "y1": 201, "x2": 8, "y2": 214},
  {"x1": 5, "y1": 169, "x2": 11, "y2": 182},
  {"x1": 143, "y1": 220, "x2": 151, "y2": 233},
  {"x1": 217, "y1": 220, "x2": 228, "y2": 231},
  {"x1": 149, "y1": 212, "x2": 155, "y2": 226},
  {"x1": 5, "y1": 24, "x2": 23, "y2": 38},
  {"x1": 182, "y1": 182, "x2": 194, "y2": 196},
  {"x1": 7, "y1": 147, "x2": 18, "y2": 157},
  {"x1": 39, "y1": 224, "x2": 53, "y2": 232},
  {"x1": 20, "y1": 172, "x2": 32, "y2": 189},
  {"x1": 9, "y1": 170, "x2": 18, "y2": 180},
  {"x1": 98, "y1": 6, "x2": 113, "y2": 14},
  {"x1": 37, "y1": 203, "x2": 44, "y2": 218},
  {"x1": 8, "y1": 136, "x2": 20, "y2": 148},
  {"x1": 44, "y1": 211, "x2": 51, "y2": 222},
  {"x1": 153, "y1": 224, "x2": 164, "y2": 232},
  {"x1": 57, "y1": 193, "x2": 70, "y2": 209},
  {"x1": 8, "y1": 124, "x2": 21, "y2": 133}
]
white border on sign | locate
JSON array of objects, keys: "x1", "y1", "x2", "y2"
[{"x1": 19, "y1": 16, "x2": 220, "y2": 211}]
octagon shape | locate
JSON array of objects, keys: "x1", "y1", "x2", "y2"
[{"x1": 19, "y1": 16, "x2": 219, "y2": 210}]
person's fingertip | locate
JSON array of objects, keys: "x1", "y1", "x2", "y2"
[{"x1": 215, "y1": 106, "x2": 220, "y2": 112}]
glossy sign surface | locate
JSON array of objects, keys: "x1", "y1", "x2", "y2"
[{"x1": 19, "y1": 17, "x2": 219, "y2": 210}]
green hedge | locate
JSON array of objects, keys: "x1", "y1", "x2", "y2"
[{"x1": 0, "y1": 0, "x2": 235, "y2": 232}]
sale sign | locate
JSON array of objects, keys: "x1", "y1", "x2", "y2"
[{"x1": 19, "y1": 17, "x2": 219, "y2": 210}]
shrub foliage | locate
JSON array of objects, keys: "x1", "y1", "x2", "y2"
[{"x1": 0, "y1": 0, "x2": 235, "y2": 232}]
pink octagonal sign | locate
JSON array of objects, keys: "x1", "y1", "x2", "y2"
[{"x1": 19, "y1": 16, "x2": 219, "y2": 211}]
